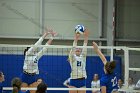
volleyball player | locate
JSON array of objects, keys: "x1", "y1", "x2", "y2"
[
  {"x1": 0, "y1": 71, "x2": 5, "y2": 93},
  {"x1": 68, "y1": 29, "x2": 89, "y2": 93},
  {"x1": 36, "y1": 82, "x2": 47, "y2": 93},
  {"x1": 11, "y1": 77, "x2": 29, "y2": 93},
  {"x1": 92, "y1": 42, "x2": 118, "y2": 93},
  {"x1": 29, "y1": 78, "x2": 43, "y2": 93},
  {"x1": 21, "y1": 28, "x2": 57, "y2": 87}
]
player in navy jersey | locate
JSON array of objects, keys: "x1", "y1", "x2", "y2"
[
  {"x1": 0, "y1": 71, "x2": 5, "y2": 93},
  {"x1": 11, "y1": 77, "x2": 30, "y2": 93},
  {"x1": 68, "y1": 28, "x2": 89, "y2": 93},
  {"x1": 92, "y1": 42, "x2": 118, "y2": 93},
  {"x1": 21, "y1": 28, "x2": 57, "y2": 87}
]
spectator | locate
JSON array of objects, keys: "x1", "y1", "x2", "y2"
[
  {"x1": 128, "y1": 78, "x2": 135, "y2": 89},
  {"x1": 136, "y1": 79, "x2": 140, "y2": 88},
  {"x1": 118, "y1": 79, "x2": 124, "y2": 89},
  {"x1": 118, "y1": 79, "x2": 125, "y2": 93},
  {"x1": 91, "y1": 74, "x2": 100, "y2": 93}
]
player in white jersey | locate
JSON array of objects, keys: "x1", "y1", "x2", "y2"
[
  {"x1": 68, "y1": 28, "x2": 89, "y2": 93},
  {"x1": 21, "y1": 28, "x2": 57, "y2": 87}
]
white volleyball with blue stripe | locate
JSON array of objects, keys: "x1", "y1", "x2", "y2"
[{"x1": 75, "y1": 25, "x2": 85, "y2": 34}]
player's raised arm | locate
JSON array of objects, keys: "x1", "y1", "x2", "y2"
[
  {"x1": 26, "y1": 30, "x2": 49, "y2": 55},
  {"x1": 36, "y1": 29, "x2": 57, "y2": 59},
  {"x1": 81, "y1": 28, "x2": 89, "y2": 56},
  {"x1": 69, "y1": 33, "x2": 80, "y2": 62},
  {"x1": 92, "y1": 42, "x2": 107, "y2": 65}
]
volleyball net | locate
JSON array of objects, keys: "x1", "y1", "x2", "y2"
[{"x1": 0, "y1": 44, "x2": 140, "y2": 93}]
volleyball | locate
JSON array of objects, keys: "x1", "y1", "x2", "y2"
[{"x1": 75, "y1": 25, "x2": 85, "y2": 34}]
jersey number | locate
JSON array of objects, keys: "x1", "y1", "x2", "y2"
[
  {"x1": 111, "y1": 76, "x2": 117, "y2": 87},
  {"x1": 34, "y1": 58, "x2": 38, "y2": 63},
  {"x1": 77, "y1": 61, "x2": 81, "y2": 66}
]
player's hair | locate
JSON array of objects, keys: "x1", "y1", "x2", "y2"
[
  {"x1": 0, "y1": 71, "x2": 3, "y2": 77},
  {"x1": 36, "y1": 82, "x2": 47, "y2": 93},
  {"x1": 11, "y1": 77, "x2": 22, "y2": 93},
  {"x1": 129, "y1": 77, "x2": 133, "y2": 81},
  {"x1": 24, "y1": 47, "x2": 30, "y2": 56},
  {"x1": 105, "y1": 61, "x2": 116, "y2": 74},
  {"x1": 118, "y1": 78, "x2": 123, "y2": 82}
]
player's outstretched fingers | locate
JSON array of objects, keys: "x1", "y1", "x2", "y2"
[
  {"x1": 51, "y1": 31, "x2": 58, "y2": 37},
  {"x1": 84, "y1": 29, "x2": 89, "y2": 37},
  {"x1": 92, "y1": 41, "x2": 99, "y2": 50}
]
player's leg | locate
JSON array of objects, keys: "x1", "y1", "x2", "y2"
[
  {"x1": 68, "y1": 86, "x2": 78, "y2": 93},
  {"x1": 69, "y1": 90, "x2": 77, "y2": 93},
  {"x1": 78, "y1": 84, "x2": 86, "y2": 93},
  {"x1": 69, "y1": 79, "x2": 86, "y2": 93},
  {"x1": 77, "y1": 79, "x2": 86, "y2": 93},
  {"x1": 78, "y1": 87, "x2": 86, "y2": 93}
]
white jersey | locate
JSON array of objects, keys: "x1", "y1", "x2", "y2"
[
  {"x1": 91, "y1": 80, "x2": 100, "y2": 88},
  {"x1": 136, "y1": 80, "x2": 140, "y2": 88},
  {"x1": 23, "y1": 54, "x2": 39, "y2": 74},
  {"x1": 70, "y1": 54, "x2": 87, "y2": 79},
  {"x1": 23, "y1": 37, "x2": 49, "y2": 74}
]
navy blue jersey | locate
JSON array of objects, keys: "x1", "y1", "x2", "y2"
[
  {"x1": 100, "y1": 73, "x2": 118, "y2": 93},
  {"x1": 0, "y1": 82, "x2": 2, "y2": 93}
]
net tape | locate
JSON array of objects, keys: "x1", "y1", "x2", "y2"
[{"x1": 3, "y1": 87, "x2": 140, "y2": 92}]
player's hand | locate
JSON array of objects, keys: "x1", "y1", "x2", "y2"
[
  {"x1": 46, "y1": 28, "x2": 53, "y2": 34},
  {"x1": 75, "y1": 33, "x2": 80, "y2": 38},
  {"x1": 92, "y1": 41, "x2": 99, "y2": 51},
  {"x1": 51, "y1": 31, "x2": 58, "y2": 37},
  {"x1": 83, "y1": 28, "x2": 89, "y2": 37},
  {"x1": 43, "y1": 27, "x2": 52, "y2": 37},
  {"x1": 74, "y1": 33, "x2": 80, "y2": 42},
  {"x1": 44, "y1": 28, "x2": 58, "y2": 37}
]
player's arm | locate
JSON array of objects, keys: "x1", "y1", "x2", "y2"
[
  {"x1": 101, "y1": 86, "x2": 106, "y2": 93},
  {"x1": 92, "y1": 42, "x2": 107, "y2": 65},
  {"x1": 63, "y1": 78, "x2": 70, "y2": 87},
  {"x1": 63, "y1": 78, "x2": 76, "y2": 88},
  {"x1": 26, "y1": 32, "x2": 49, "y2": 55},
  {"x1": 69, "y1": 34, "x2": 80, "y2": 62},
  {"x1": 36, "y1": 30, "x2": 57, "y2": 59},
  {"x1": 81, "y1": 28, "x2": 89, "y2": 56}
]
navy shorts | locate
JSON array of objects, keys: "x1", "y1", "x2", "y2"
[
  {"x1": 20, "y1": 72, "x2": 37, "y2": 85},
  {"x1": 70, "y1": 78, "x2": 86, "y2": 88}
]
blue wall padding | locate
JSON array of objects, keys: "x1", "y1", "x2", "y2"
[{"x1": 0, "y1": 54, "x2": 121, "y2": 93}]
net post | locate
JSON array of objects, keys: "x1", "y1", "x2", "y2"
[
  {"x1": 124, "y1": 47, "x2": 129, "y2": 88},
  {"x1": 110, "y1": 47, "x2": 114, "y2": 61}
]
